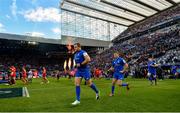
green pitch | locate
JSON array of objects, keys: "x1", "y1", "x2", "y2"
[{"x1": 0, "y1": 78, "x2": 180, "y2": 112}]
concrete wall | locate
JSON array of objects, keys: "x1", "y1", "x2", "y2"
[
  {"x1": 61, "y1": 35, "x2": 111, "y2": 47},
  {"x1": 0, "y1": 33, "x2": 111, "y2": 48}
]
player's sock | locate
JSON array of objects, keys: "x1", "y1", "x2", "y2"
[
  {"x1": 111, "y1": 85, "x2": 115, "y2": 94},
  {"x1": 154, "y1": 78, "x2": 157, "y2": 85},
  {"x1": 121, "y1": 83, "x2": 128, "y2": 86},
  {"x1": 149, "y1": 77, "x2": 153, "y2": 84},
  {"x1": 76, "y1": 86, "x2": 80, "y2": 101},
  {"x1": 149, "y1": 77, "x2": 152, "y2": 81},
  {"x1": 90, "y1": 83, "x2": 99, "y2": 94}
]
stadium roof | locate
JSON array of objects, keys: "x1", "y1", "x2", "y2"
[
  {"x1": 60, "y1": 0, "x2": 180, "y2": 26},
  {"x1": 0, "y1": 33, "x2": 110, "y2": 47}
]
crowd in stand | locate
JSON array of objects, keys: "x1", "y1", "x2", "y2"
[
  {"x1": 90, "y1": 25, "x2": 180, "y2": 78},
  {"x1": 156, "y1": 49, "x2": 180, "y2": 65},
  {"x1": 117, "y1": 4, "x2": 180, "y2": 38}
]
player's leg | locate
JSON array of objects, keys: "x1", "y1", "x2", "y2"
[
  {"x1": 8, "y1": 75, "x2": 11, "y2": 85},
  {"x1": 118, "y1": 74, "x2": 129, "y2": 90},
  {"x1": 86, "y1": 79, "x2": 99, "y2": 100},
  {"x1": 12, "y1": 76, "x2": 16, "y2": 85},
  {"x1": 9, "y1": 76, "x2": 12, "y2": 85},
  {"x1": 22, "y1": 77, "x2": 26, "y2": 84},
  {"x1": 57, "y1": 74, "x2": 60, "y2": 80},
  {"x1": 41, "y1": 76, "x2": 46, "y2": 84},
  {"x1": 42, "y1": 77, "x2": 45, "y2": 83},
  {"x1": 23, "y1": 76, "x2": 28, "y2": 84},
  {"x1": 109, "y1": 78, "x2": 117, "y2": 96},
  {"x1": 21, "y1": 77, "x2": 24, "y2": 83},
  {"x1": 177, "y1": 73, "x2": 179, "y2": 79},
  {"x1": 25, "y1": 78, "x2": 28, "y2": 84},
  {"x1": 85, "y1": 69, "x2": 99, "y2": 99},
  {"x1": 175, "y1": 73, "x2": 178, "y2": 80},
  {"x1": 75, "y1": 77, "x2": 81, "y2": 101},
  {"x1": 25, "y1": 77, "x2": 28, "y2": 84},
  {"x1": 117, "y1": 79, "x2": 122, "y2": 94},
  {"x1": 149, "y1": 74, "x2": 153, "y2": 85},
  {"x1": 11, "y1": 77, "x2": 14, "y2": 85},
  {"x1": 30, "y1": 75, "x2": 33, "y2": 83},
  {"x1": 45, "y1": 77, "x2": 49, "y2": 83},
  {"x1": 154, "y1": 75, "x2": 157, "y2": 85},
  {"x1": 117, "y1": 79, "x2": 129, "y2": 90},
  {"x1": 72, "y1": 77, "x2": 81, "y2": 105}
]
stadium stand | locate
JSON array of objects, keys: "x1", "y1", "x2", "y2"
[
  {"x1": 91, "y1": 5, "x2": 180, "y2": 78},
  {"x1": 114, "y1": 4, "x2": 180, "y2": 40}
]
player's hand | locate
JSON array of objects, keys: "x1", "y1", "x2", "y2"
[
  {"x1": 109, "y1": 67, "x2": 114, "y2": 71},
  {"x1": 155, "y1": 64, "x2": 160, "y2": 67},
  {"x1": 76, "y1": 63, "x2": 81, "y2": 67},
  {"x1": 120, "y1": 70, "x2": 124, "y2": 73}
]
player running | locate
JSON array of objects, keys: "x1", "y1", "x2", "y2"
[
  {"x1": 28, "y1": 69, "x2": 33, "y2": 83},
  {"x1": 22, "y1": 66, "x2": 28, "y2": 84},
  {"x1": 41, "y1": 67, "x2": 49, "y2": 84},
  {"x1": 71, "y1": 43, "x2": 99, "y2": 106},
  {"x1": 147, "y1": 55, "x2": 159, "y2": 85},
  {"x1": 109, "y1": 52, "x2": 129, "y2": 97},
  {"x1": 10, "y1": 66, "x2": 16, "y2": 85},
  {"x1": 171, "y1": 65, "x2": 180, "y2": 79}
]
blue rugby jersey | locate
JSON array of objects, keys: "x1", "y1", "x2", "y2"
[
  {"x1": 74, "y1": 50, "x2": 89, "y2": 69},
  {"x1": 148, "y1": 60, "x2": 156, "y2": 75},
  {"x1": 112, "y1": 57, "x2": 126, "y2": 73}
]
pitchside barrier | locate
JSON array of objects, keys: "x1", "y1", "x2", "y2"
[
  {"x1": 0, "y1": 80, "x2": 9, "y2": 84},
  {"x1": 0, "y1": 87, "x2": 29, "y2": 99}
]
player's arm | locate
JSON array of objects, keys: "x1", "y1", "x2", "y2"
[
  {"x1": 120, "y1": 63, "x2": 128, "y2": 73},
  {"x1": 109, "y1": 61, "x2": 115, "y2": 71},
  {"x1": 109, "y1": 67, "x2": 114, "y2": 71},
  {"x1": 81, "y1": 53, "x2": 91, "y2": 65}
]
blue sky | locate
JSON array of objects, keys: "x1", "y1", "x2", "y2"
[{"x1": 0, "y1": 0, "x2": 62, "y2": 39}]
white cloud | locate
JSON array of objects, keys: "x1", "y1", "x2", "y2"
[
  {"x1": 23, "y1": 7, "x2": 60, "y2": 23},
  {"x1": 25, "y1": 32, "x2": 45, "y2": 37},
  {"x1": 52, "y1": 27, "x2": 61, "y2": 34},
  {"x1": 0, "y1": 23, "x2": 3, "y2": 28},
  {"x1": 0, "y1": 23, "x2": 6, "y2": 32},
  {"x1": 10, "y1": 0, "x2": 17, "y2": 18}
]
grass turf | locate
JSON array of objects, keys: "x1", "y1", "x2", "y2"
[{"x1": 0, "y1": 78, "x2": 180, "y2": 112}]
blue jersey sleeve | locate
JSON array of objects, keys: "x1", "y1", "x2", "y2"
[
  {"x1": 82, "y1": 51, "x2": 88, "y2": 57},
  {"x1": 171, "y1": 66, "x2": 177, "y2": 74},
  {"x1": 121, "y1": 58, "x2": 126, "y2": 66}
]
